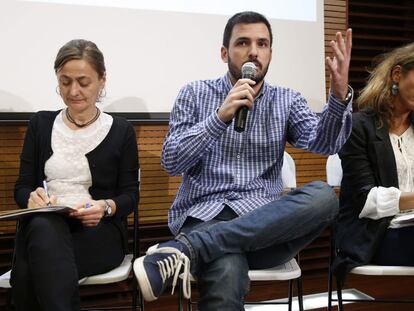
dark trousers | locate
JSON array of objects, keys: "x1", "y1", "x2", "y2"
[
  {"x1": 372, "y1": 226, "x2": 414, "y2": 266},
  {"x1": 11, "y1": 213, "x2": 124, "y2": 311}
]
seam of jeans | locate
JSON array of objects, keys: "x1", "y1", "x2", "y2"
[{"x1": 176, "y1": 233, "x2": 197, "y2": 267}]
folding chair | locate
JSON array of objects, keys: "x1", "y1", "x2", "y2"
[
  {"x1": 178, "y1": 151, "x2": 304, "y2": 311},
  {"x1": 80, "y1": 186, "x2": 144, "y2": 311},
  {"x1": 0, "y1": 170, "x2": 144, "y2": 310},
  {"x1": 0, "y1": 270, "x2": 12, "y2": 311},
  {"x1": 326, "y1": 154, "x2": 414, "y2": 310},
  {"x1": 0, "y1": 271, "x2": 11, "y2": 289}
]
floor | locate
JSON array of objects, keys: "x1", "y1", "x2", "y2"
[
  {"x1": 3, "y1": 273, "x2": 414, "y2": 310},
  {"x1": 138, "y1": 274, "x2": 414, "y2": 311}
]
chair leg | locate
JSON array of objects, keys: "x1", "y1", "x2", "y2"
[
  {"x1": 328, "y1": 267, "x2": 333, "y2": 311},
  {"x1": 131, "y1": 277, "x2": 145, "y2": 310},
  {"x1": 328, "y1": 225, "x2": 337, "y2": 311},
  {"x1": 6, "y1": 289, "x2": 12, "y2": 311},
  {"x1": 132, "y1": 278, "x2": 138, "y2": 310},
  {"x1": 139, "y1": 289, "x2": 145, "y2": 311},
  {"x1": 178, "y1": 282, "x2": 183, "y2": 311},
  {"x1": 188, "y1": 296, "x2": 193, "y2": 311},
  {"x1": 296, "y1": 277, "x2": 304, "y2": 311},
  {"x1": 336, "y1": 276, "x2": 344, "y2": 311},
  {"x1": 288, "y1": 280, "x2": 293, "y2": 311},
  {"x1": 185, "y1": 280, "x2": 192, "y2": 311}
]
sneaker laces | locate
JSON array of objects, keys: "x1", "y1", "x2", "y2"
[{"x1": 148, "y1": 246, "x2": 191, "y2": 299}]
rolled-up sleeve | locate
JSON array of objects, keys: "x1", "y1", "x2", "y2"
[{"x1": 359, "y1": 186, "x2": 401, "y2": 219}]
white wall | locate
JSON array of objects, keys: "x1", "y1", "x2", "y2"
[{"x1": 0, "y1": 0, "x2": 326, "y2": 113}]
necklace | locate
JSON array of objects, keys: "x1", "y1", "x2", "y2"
[{"x1": 65, "y1": 107, "x2": 100, "y2": 128}]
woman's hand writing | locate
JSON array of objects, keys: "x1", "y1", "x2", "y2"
[{"x1": 27, "y1": 187, "x2": 57, "y2": 208}]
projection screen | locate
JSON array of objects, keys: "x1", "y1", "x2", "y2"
[{"x1": 0, "y1": 0, "x2": 326, "y2": 114}]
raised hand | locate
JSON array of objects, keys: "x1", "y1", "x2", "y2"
[{"x1": 326, "y1": 29, "x2": 352, "y2": 100}]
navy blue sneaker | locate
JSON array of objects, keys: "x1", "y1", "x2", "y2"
[{"x1": 133, "y1": 240, "x2": 191, "y2": 301}]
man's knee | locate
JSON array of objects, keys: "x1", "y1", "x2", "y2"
[
  {"x1": 302, "y1": 181, "x2": 338, "y2": 220},
  {"x1": 307, "y1": 180, "x2": 334, "y2": 194}
]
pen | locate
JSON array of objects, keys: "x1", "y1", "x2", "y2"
[{"x1": 43, "y1": 180, "x2": 52, "y2": 207}]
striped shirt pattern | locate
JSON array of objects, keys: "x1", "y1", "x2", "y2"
[{"x1": 162, "y1": 74, "x2": 352, "y2": 235}]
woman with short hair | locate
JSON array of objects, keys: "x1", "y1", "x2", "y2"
[{"x1": 12, "y1": 39, "x2": 139, "y2": 311}]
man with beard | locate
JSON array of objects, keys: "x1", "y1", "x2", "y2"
[{"x1": 134, "y1": 11, "x2": 353, "y2": 310}]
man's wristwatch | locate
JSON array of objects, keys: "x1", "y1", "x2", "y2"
[
  {"x1": 338, "y1": 87, "x2": 353, "y2": 105},
  {"x1": 103, "y1": 200, "x2": 112, "y2": 217}
]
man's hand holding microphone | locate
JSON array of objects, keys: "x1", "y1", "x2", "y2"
[{"x1": 217, "y1": 62, "x2": 257, "y2": 132}]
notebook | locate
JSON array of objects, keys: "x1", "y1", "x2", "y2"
[{"x1": 0, "y1": 206, "x2": 76, "y2": 221}]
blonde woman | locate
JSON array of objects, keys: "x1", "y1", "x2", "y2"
[{"x1": 333, "y1": 43, "x2": 414, "y2": 281}]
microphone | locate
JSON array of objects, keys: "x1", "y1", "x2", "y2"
[{"x1": 234, "y1": 62, "x2": 257, "y2": 132}]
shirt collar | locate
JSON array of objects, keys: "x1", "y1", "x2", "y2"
[{"x1": 221, "y1": 72, "x2": 268, "y2": 99}]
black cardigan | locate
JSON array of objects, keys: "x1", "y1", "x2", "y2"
[
  {"x1": 14, "y1": 110, "x2": 139, "y2": 251},
  {"x1": 333, "y1": 110, "x2": 397, "y2": 282}
]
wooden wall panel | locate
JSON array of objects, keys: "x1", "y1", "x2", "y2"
[
  {"x1": 324, "y1": 0, "x2": 348, "y2": 96},
  {"x1": 0, "y1": 122, "x2": 331, "y2": 277},
  {"x1": 348, "y1": 0, "x2": 414, "y2": 105},
  {"x1": 0, "y1": 124, "x2": 175, "y2": 229},
  {"x1": 136, "y1": 125, "x2": 172, "y2": 224},
  {"x1": 0, "y1": 125, "x2": 24, "y2": 234}
]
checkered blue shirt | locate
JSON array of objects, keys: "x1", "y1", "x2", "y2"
[{"x1": 162, "y1": 74, "x2": 352, "y2": 235}]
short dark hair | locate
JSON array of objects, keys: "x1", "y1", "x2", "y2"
[
  {"x1": 223, "y1": 11, "x2": 273, "y2": 48},
  {"x1": 54, "y1": 39, "x2": 106, "y2": 79}
]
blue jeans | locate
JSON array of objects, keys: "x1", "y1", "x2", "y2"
[{"x1": 177, "y1": 181, "x2": 338, "y2": 311}]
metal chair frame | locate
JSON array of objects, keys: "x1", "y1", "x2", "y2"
[{"x1": 179, "y1": 255, "x2": 303, "y2": 311}]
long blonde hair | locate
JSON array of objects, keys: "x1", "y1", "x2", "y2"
[{"x1": 358, "y1": 42, "x2": 414, "y2": 127}]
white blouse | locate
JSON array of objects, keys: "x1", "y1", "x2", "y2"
[
  {"x1": 44, "y1": 109, "x2": 113, "y2": 207},
  {"x1": 359, "y1": 125, "x2": 414, "y2": 228}
]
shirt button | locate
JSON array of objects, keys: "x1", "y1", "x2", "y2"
[
  {"x1": 236, "y1": 154, "x2": 241, "y2": 159},
  {"x1": 224, "y1": 199, "x2": 228, "y2": 204}
]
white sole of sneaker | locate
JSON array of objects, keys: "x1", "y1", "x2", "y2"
[
  {"x1": 133, "y1": 256, "x2": 158, "y2": 302},
  {"x1": 146, "y1": 243, "x2": 159, "y2": 254}
]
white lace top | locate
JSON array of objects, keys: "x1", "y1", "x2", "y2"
[
  {"x1": 359, "y1": 125, "x2": 414, "y2": 228},
  {"x1": 44, "y1": 109, "x2": 113, "y2": 207}
]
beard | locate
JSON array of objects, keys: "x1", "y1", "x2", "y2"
[{"x1": 228, "y1": 56, "x2": 269, "y2": 84}]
